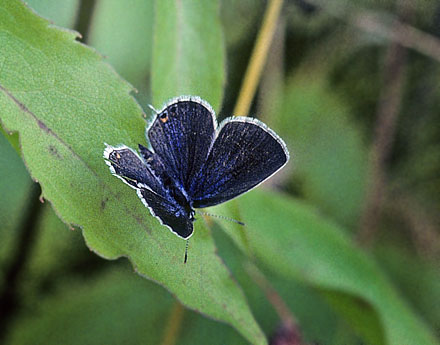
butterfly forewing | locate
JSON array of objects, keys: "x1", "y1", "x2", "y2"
[
  {"x1": 104, "y1": 145, "x2": 167, "y2": 196},
  {"x1": 189, "y1": 118, "x2": 289, "y2": 208},
  {"x1": 147, "y1": 99, "x2": 216, "y2": 191}
]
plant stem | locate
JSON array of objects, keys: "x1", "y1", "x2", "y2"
[
  {"x1": 357, "y1": 20, "x2": 408, "y2": 245},
  {"x1": 160, "y1": 301, "x2": 185, "y2": 345},
  {"x1": 74, "y1": 0, "x2": 97, "y2": 42},
  {"x1": 245, "y1": 262, "x2": 304, "y2": 344},
  {"x1": 233, "y1": 0, "x2": 284, "y2": 117}
]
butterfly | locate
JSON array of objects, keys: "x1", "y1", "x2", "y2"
[{"x1": 104, "y1": 96, "x2": 289, "y2": 260}]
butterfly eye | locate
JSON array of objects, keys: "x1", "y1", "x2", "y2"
[{"x1": 159, "y1": 112, "x2": 168, "y2": 123}]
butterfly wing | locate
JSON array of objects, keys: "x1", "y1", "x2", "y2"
[
  {"x1": 136, "y1": 186, "x2": 194, "y2": 239},
  {"x1": 189, "y1": 117, "x2": 289, "y2": 208},
  {"x1": 103, "y1": 144, "x2": 166, "y2": 196},
  {"x1": 104, "y1": 144, "x2": 193, "y2": 239},
  {"x1": 147, "y1": 97, "x2": 216, "y2": 190}
]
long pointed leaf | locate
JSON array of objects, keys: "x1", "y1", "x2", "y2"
[{"x1": 0, "y1": 2, "x2": 265, "y2": 344}]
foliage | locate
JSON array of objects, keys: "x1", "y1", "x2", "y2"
[{"x1": 0, "y1": 1, "x2": 439, "y2": 344}]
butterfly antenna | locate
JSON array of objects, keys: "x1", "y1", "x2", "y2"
[
  {"x1": 184, "y1": 239, "x2": 189, "y2": 264},
  {"x1": 197, "y1": 211, "x2": 245, "y2": 226},
  {"x1": 148, "y1": 104, "x2": 159, "y2": 114}
]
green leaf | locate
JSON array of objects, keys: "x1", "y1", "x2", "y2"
[
  {"x1": 212, "y1": 224, "x2": 364, "y2": 345},
  {"x1": 220, "y1": 0, "x2": 264, "y2": 46},
  {"x1": 88, "y1": 0, "x2": 154, "y2": 105},
  {"x1": 152, "y1": 0, "x2": 225, "y2": 111},
  {"x1": 214, "y1": 190, "x2": 439, "y2": 345},
  {"x1": 0, "y1": 127, "x2": 20, "y2": 153},
  {"x1": 274, "y1": 74, "x2": 368, "y2": 227},
  {"x1": 0, "y1": 2, "x2": 265, "y2": 344},
  {"x1": 6, "y1": 267, "x2": 172, "y2": 345},
  {"x1": 26, "y1": 0, "x2": 79, "y2": 29},
  {"x1": 322, "y1": 290, "x2": 385, "y2": 345},
  {"x1": 6, "y1": 267, "x2": 248, "y2": 345},
  {"x1": 374, "y1": 245, "x2": 440, "y2": 332},
  {"x1": 21, "y1": 204, "x2": 86, "y2": 288},
  {"x1": 0, "y1": 133, "x2": 33, "y2": 285}
]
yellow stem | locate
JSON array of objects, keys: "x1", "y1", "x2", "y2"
[
  {"x1": 233, "y1": 0, "x2": 284, "y2": 117},
  {"x1": 160, "y1": 302, "x2": 185, "y2": 345}
]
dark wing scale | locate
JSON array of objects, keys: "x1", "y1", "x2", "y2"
[
  {"x1": 138, "y1": 144, "x2": 174, "y2": 190},
  {"x1": 103, "y1": 145, "x2": 166, "y2": 196},
  {"x1": 189, "y1": 118, "x2": 289, "y2": 208},
  {"x1": 104, "y1": 144, "x2": 193, "y2": 239},
  {"x1": 136, "y1": 187, "x2": 193, "y2": 239},
  {"x1": 139, "y1": 144, "x2": 194, "y2": 214},
  {"x1": 147, "y1": 99, "x2": 216, "y2": 190}
]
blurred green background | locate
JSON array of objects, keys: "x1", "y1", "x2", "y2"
[{"x1": 0, "y1": 0, "x2": 439, "y2": 344}]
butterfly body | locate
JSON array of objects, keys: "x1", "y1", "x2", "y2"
[{"x1": 104, "y1": 96, "x2": 289, "y2": 240}]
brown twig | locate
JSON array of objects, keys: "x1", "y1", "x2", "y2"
[
  {"x1": 357, "y1": 14, "x2": 409, "y2": 245},
  {"x1": 245, "y1": 263, "x2": 305, "y2": 345},
  {"x1": 387, "y1": 190, "x2": 440, "y2": 258},
  {"x1": 308, "y1": 0, "x2": 440, "y2": 62},
  {"x1": 352, "y1": 11, "x2": 440, "y2": 62},
  {"x1": 246, "y1": 263, "x2": 295, "y2": 325}
]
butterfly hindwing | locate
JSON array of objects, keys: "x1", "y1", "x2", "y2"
[
  {"x1": 189, "y1": 117, "x2": 289, "y2": 208},
  {"x1": 147, "y1": 97, "x2": 216, "y2": 190},
  {"x1": 104, "y1": 144, "x2": 194, "y2": 239},
  {"x1": 137, "y1": 186, "x2": 194, "y2": 239}
]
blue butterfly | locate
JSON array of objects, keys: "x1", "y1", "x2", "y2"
[{"x1": 104, "y1": 96, "x2": 289, "y2": 258}]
